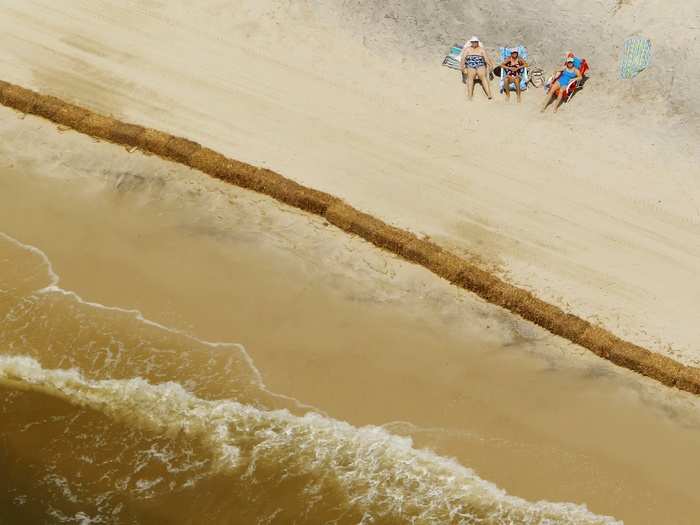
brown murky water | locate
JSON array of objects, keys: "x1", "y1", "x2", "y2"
[{"x1": 1, "y1": 150, "x2": 700, "y2": 524}]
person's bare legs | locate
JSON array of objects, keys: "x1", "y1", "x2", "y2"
[
  {"x1": 476, "y1": 66, "x2": 492, "y2": 99},
  {"x1": 541, "y1": 82, "x2": 559, "y2": 112},
  {"x1": 466, "y1": 68, "x2": 477, "y2": 100},
  {"x1": 553, "y1": 91, "x2": 566, "y2": 113},
  {"x1": 514, "y1": 76, "x2": 522, "y2": 102},
  {"x1": 503, "y1": 77, "x2": 511, "y2": 101}
]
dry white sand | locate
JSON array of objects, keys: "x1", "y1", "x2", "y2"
[{"x1": 0, "y1": 0, "x2": 698, "y2": 367}]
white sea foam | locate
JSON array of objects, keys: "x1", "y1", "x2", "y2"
[
  {"x1": 0, "y1": 354, "x2": 622, "y2": 524},
  {"x1": 1, "y1": 233, "x2": 622, "y2": 523},
  {"x1": 0, "y1": 231, "x2": 316, "y2": 413}
]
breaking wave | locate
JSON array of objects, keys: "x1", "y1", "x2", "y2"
[
  {"x1": 0, "y1": 231, "x2": 621, "y2": 523},
  {"x1": 0, "y1": 355, "x2": 621, "y2": 524}
]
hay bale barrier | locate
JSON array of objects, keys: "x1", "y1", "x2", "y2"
[
  {"x1": 137, "y1": 127, "x2": 173, "y2": 156},
  {"x1": 76, "y1": 113, "x2": 119, "y2": 141},
  {"x1": 2, "y1": 79, "x2": 698, "y2": 395},
  {"x1": 164, "y1": 136, "x2": 202, "y2": 163},
  {"x1": 326, "y1": 202, "x2": 415, "y2": 254},
  {"x1": 0, "y1": 83, "x2": 39, "y2": 113},
  {"x1": 109, "y1": 122, "x2": 146, "y2": 148},
  {"x1": 258, "y1": 171, "x2": 339, "y2": 215},
  {"x1": 188, "y1": 147, "x2": 232, "y2": 177}
]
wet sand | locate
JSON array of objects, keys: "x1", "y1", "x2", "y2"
[{"x1": 1, "y1": 112, "x2": 700, "y2": 524}]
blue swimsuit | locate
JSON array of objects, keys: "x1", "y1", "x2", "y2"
[{"x1": 558, "y1": 68, "x2": 578, "y2": 86}]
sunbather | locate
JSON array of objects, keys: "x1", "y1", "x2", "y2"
[
  {"x1": 541, "y1": 56, "x2": 582, "y2": 113},
  {"x1": 459, "y1": 36, "x2": 494, "y2": 100},
  {"x1": 500, "y1": 49, "x2": 528, "y2": 102}
]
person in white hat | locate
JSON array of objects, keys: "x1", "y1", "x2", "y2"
[{"x1": 459, "y1": 36, "x2": 494, "y2": 100}]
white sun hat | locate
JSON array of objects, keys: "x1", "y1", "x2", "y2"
[{"x1": 468, "y1": 36, "x2": 480, "y2": 43}]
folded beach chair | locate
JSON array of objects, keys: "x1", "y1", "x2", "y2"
[
  {"x1": 545, "y1": 52, "x2": 589, "y2": 102},
  {"x1": 498, "y1": 46, "x2": 529, "y2": 93},
  {"x1": 442, "y1": 43, "x2": 465, "y2": 70}
]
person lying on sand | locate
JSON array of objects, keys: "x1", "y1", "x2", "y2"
[
  {"x1": 459, "y1": 36, "x2": 494, "y2": 101},
  {"x1": 500, "y1": 49, "x2": 528, "y2": 103},
  {"x1": 541, "y1": 56, "x2": 582, "y2": 113}
]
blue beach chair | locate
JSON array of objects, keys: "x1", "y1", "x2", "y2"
[
  {"x1": 498, "y1": 46, "x2": 529, "y2": 93},
  {"x1": 442, "y1": 43, "x2": 465, "y2": 70}
]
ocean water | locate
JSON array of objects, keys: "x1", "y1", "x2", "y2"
[{"x1": 0, "y1": 232, "x2": 620, "y2": 524}]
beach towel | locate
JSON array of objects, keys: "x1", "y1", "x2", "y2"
[
  {"x1": 442, "y1": 43, "x2": 464, "y2": 70},
  {"x1": 498, "y1": 46, "x2": 528, "y2": 92},
  {"x1": 619, "y1": 37, "x2": 652, "y2": 79}
]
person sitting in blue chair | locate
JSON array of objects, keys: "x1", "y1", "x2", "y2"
[{"x1": 499, "y1": 49, "x2": 528, "y2": 103}]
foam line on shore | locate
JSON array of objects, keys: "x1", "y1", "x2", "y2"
[
  {"x1": 1, "y1": 80, "x2": 698, "y2": 395},
  {"x1": 0, "y1": 354, "x2": 622, "y2": 524},
  {"x1": 0, "y1": 231, "x2": 317, "y2": 414}
]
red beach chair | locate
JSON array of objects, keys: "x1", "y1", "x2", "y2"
[{"x1": 546, "y1": 53, "x2": 589, "y2": 102}]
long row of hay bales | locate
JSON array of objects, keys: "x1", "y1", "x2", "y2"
[{"x1": 2, "y1": 79, "x2": 698, "y2": 395}]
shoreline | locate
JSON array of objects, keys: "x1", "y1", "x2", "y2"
[
  {"x1": 2, "y1": 79, "x2": 698, "y2": 396},
  {"x1": 3, "y1": 110, "x2": 700, "y2": 524}
]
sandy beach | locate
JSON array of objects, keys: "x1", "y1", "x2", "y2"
[
  {"x1": 0, "y1": 0, "x2": 697, "y2": 365},
  {"x1": 1, "y1": 1, "x2": 699, "y2": 524}
]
